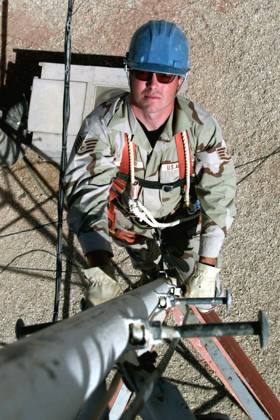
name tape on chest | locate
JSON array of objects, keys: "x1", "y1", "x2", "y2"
[{"x1": 161, "y1": 162, "x2": 179, "y2": 172}]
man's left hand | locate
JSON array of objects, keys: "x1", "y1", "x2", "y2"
[{"x1": 186, "y1": 262, "x2": 220, "y2": 298}]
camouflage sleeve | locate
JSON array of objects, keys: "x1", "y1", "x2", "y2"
[
  {"x1": 64, "y1": 113, "x2": 118, "y2": 256},
  {"x1": 0, "y1": 101, "x2": 26, "y2": 166},
  {"x1": 194, "y1": 116, "x2": 236, "y2": 259},
  {"x1": 0, "y1": 128, "x2": 22, "y2": 166}
]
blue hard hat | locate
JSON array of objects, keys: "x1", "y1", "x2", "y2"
[{"x1": 126, "y1": 20, "x2": 190, "y2": 76}]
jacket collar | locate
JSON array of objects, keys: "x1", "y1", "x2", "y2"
[{"x1": 107, "y1": 93, "x2": 192, "y2": 143}]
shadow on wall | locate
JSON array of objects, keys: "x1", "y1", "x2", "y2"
[{"x1": 0, "y1": 48, "x2": 125, "y2": 111}]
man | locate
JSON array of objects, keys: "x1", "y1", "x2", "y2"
[{"x1": 65, "y1": 20, "x2": 236, "y2": 308}]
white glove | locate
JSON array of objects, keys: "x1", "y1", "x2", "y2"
[
  {"x1": 83, "y1": 265, "x2": 121, "y2": 306},
  {"x1": 186, "y1": 263, "x2": 220, "y2": 298}
]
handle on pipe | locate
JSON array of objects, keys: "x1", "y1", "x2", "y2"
[
  {"x1": 174, "y1": 289, "x2": 233, "y2": 312},
  {"x1": 15, "y1": 318, "x2": 54, "y2": 339},
  {"x1": 143, "y1": 311, "x2": 269, "y2": 348}
]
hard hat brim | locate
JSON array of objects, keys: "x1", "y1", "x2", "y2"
[{"x1": 126, "y1": 60, "x2": 188, "y2": 77}]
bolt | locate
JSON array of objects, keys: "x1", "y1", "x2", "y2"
[{"x1": 158, "y1": 297, "x2": 167, "y2": 308}]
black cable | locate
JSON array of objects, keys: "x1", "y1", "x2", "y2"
[
  {"x1": 72, "y1": 0, "x2": 87, "y2": 16},
  {"x1": 53, "y1": 0, "x2": 73, "y2": 323},
  {"x1": 0, "y1": 249, "x2": 58, "y2": 274},
  {"x1": 236, "y1": 146, "x2": 280, "y2": 185},
  {"x1": 235, "y1": 146, "x2": 280, "y2": 169},
  {"x1": 0, "y1": 249, "x2": 82, "y2": 275},
  {"x1": 0, "y1": 266, "x2": 80, "y2": 274},
  {"x1": 0, "y1": 219, "x2": 66, "y2": 239}
]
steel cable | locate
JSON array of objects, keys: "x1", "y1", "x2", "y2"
[{"x1": 53, "y1": 0, "x2": 73, "y2": 323}]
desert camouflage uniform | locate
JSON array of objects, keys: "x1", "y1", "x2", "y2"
[{"x1": 65, "y1": 93, "x2": 236, "y2": 280}]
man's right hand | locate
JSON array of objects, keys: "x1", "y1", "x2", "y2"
[
  {"x1": 83, "y1": 265, "x2": 121, "y2": 306},
  {"x1": 83, "y1": 251, "x2": 121, "y2": 306}
]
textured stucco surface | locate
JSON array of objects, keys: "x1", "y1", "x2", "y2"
[{"x1": 0, "y1": 1, "x2": 279, "y2": 418}]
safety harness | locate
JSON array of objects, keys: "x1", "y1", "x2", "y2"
[{"x1": 108, "y1": 131, "x2": 194, "y2": 242}]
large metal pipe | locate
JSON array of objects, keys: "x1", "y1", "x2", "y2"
[{"x1": 0, "y1": 279, "x2": 170, "y2": 420}]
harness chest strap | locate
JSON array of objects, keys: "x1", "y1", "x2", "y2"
[{"x1": 111, "y1": 131, "x2": 192, "y2": 196}]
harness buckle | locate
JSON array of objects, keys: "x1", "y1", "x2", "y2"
[
  {"x1": 130, "y1": 181, "x2": 140, "y2": 200},
  {"x1": 162, "y1": 185, "x2": 174, "y2": 192}
]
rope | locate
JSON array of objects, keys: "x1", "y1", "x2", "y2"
[
  {"x1": 182, "y1": 131, "x2": 190, "y2": 207},
  {"x1": 128, "y1": 135, "x2": 140, "y2": 200},
  {"x1": 128, "y1": 135, "x2": 135, "y2": 184},
  {"x1": 128, "y1": 199, "x2": 181, "y2": 228}
]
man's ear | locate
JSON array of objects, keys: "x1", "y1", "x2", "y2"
[
  {"x1": 176, "y1": 77, "x2": 183, "y2": 92},
  {"x1": 127, "y1": 70, "x2": 132, "y2": 90},
  {"x1": 176, "y1": 75, "x2": 188, "y2": 94}
]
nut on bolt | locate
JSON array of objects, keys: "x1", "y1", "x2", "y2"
[
  {"x1": 169, "y1": 286, "x2": 175, "y2": 295},
  {"x1": 158, "y1": 296, "x2": 167, "y2": 308}
]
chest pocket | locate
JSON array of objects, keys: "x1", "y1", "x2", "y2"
[
  {"x1": 159, "y1": 161, "x2": 182, "y2": 207},
  {"x1": 160, "y1": 161, "x2": 180, "y2": 183}
]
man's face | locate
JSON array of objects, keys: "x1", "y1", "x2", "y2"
[{"x1": 129, "y1": 70, "x2": 182, "y2": 115}]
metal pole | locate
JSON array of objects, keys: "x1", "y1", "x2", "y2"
[
  {"x1": 0, "y1": 279, "x2": 170, "y2": 420},
  {"x1": 53, "y1": 0, "x2": 73, "y2": 323}
]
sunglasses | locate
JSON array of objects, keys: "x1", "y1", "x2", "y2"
[{"x1": 131, "y1": 70, "x2": 177, "y2": 84}]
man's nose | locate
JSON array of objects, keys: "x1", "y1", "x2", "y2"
[{"x1": 146, "y1": 73, "x2": 158, "y2": 87}]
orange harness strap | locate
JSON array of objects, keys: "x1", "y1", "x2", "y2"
[
  {"x1": 175, "y1": 130, "x2": 193, "y2": 186},
  {"x1": 108, "y1": 134, "x2": 137, "y2": 244},
  {"x1": 175, "y1": 132, "x2": 186, "y2": 181},
  {"x1": 109, "y1": 133, "x2": 130, "y2": 201}
]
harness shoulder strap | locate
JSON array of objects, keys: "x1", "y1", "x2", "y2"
[
  {"x1": 175, "y1": 130, "x2": 193, "y2": 181},
  {"x1": 175, "y1": 132, "x2": 186, "y2": 181},
  {"x1": 111, "y1": 133, "x2": 136, "y2": 197},
  {"x1": 119, "y1": 133, "x2": 130, "y2": 175}
]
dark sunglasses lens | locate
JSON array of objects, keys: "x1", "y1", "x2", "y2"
[
  {"x1": 156, "y1": 73, "x2": 176, "y2": 83},
  {"x1": 133, "y1": 70, "x2": 150, "y2": 81},
  {"x1": 132, "y1": 70, "x2": 176, "y2": 84}
]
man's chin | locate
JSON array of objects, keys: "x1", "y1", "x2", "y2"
[
  {"x1": 140, "y1": 99, "x2": 164, "y2": 112},
  {"x1": 142, "y1": 105, "x2": 164, "y2": 114}
]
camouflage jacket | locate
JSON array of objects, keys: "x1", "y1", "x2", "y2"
[{"x1": 65, "y1": 93, "x2": 236, "y2": 258}]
